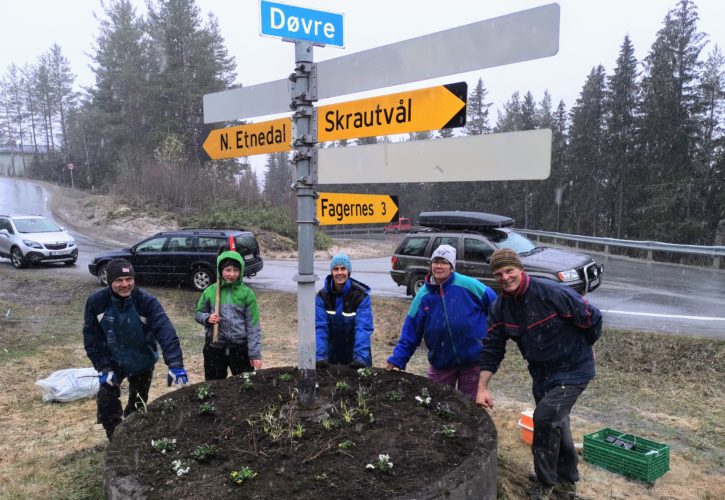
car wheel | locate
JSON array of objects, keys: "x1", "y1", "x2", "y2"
[
  {"x1": 191, "y1": 267, "x2": 213, "y2": 291},
  {"x1": 10, "y1": 247, "x2": 27, "y2": 269},
  {"x1": 407, "y1": 273, "x2": 426, "y2": 296},
  {"x1": 98, "y1": 263, "x2": 109, "y2": 286}
]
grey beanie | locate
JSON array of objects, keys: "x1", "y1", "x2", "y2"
[{"x1": 431, "y1": 244, "x2": 456, "y2": 270}]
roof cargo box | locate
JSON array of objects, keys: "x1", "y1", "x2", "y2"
[{"x1": 418, "y1": 211, "x2": 514, "y2": 231}]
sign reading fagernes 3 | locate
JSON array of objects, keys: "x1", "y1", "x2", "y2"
[{"x1": 260, "y1": 0, "x2": 344, "y2": 47}]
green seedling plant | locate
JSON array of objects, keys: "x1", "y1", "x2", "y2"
[
  {"x1": 192, "y1": 443, "x2": 218, "y2": 462},
  {"x1": 415, "y1": 388, "x2": 432, "y2": 407},
  {"x1": 151, "y1": 437, "x2": 176, "y2": 454},
  {"x1": 196, "y1": 385, "x2": 213, "y2": 401},
  {"x1": 440, "y1": 424, "x2": 457, "y2": 438},
  {"x1": 230, "y1": 466, "x2": 257, "y2": 485},
  {"x1": 356, "y1": 367, "x2": 373, "y2": 380},
  {"x1": 366, "y1": 453, "x2": 394, "y2": 473},
  {"x1": 386, "y1": 390, "x2": 402, "y2": 401},
  {"x1": 313, "y1": 472, "x2": 328, "y2": 481},
  {"x1": 337, "y1": 400, "x2": 357, "y2": 424},
  {"x1": 278, "y1": 372, "x2": 293, "y2": 382},
  {"x1": 159, "y1": 398, "x2": 177, "y2": 415},
  {"x1": 171, "y1": 459, "x2": 190, "y2": 477},
  {"x1": 338, "y1": 439, "x2": 355, "y2": 450},
  {"x1": 198, "y1": 402, "x2": 216, "y2": 415},
  {"x1": 335, "y1": 381, "x2": 350, "y2": 392},
  {"x1": 435, "y1": 402, "x2": 455, "y2": 419},
  {"x1": 260, "y1": 406, "x2": 285, "y2": 441},
  {"x1": 292, "y1": 423, "x2": 305, "y2": 439},
  {"x1": 320, "y1": 418, "x2": 339, "y2": 431}
]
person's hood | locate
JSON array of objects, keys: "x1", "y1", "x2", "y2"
[{"x1": 217, "y1": 250, "x2": 245, "y2": 277}]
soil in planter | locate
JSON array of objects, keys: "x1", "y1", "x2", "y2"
[{"x1": 106, "y1": 366, "x2": 492, "y2": 499}]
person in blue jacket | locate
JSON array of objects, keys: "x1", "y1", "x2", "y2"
[
  {"x1": 386, "y1": 244, "x2": 497, "y2": 400},
  {"x1": 315, "y1": 252, "x2": 373, "y2": 368},
  {"x1": 477, "y1": 248, "x2": 602, "y2": 500},
  {"x1": 83, "y1": 259, "x2": 187, "y2": 440}
]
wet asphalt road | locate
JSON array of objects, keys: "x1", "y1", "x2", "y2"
[{"x1": 2, "y1": 177, "x2": 724, "y2": 338}]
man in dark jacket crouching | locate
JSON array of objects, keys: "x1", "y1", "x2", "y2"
[
  {"x1": 476, "y1": 249, "x2": 602, "y2": 500},
  {"x1": 83, "y1": 259, "x2": 188, "y2": 439}
]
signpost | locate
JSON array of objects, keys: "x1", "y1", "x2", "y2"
[
  {"x1": 202, "y1": 1, "x2": 561, "y2": 408},
  {"x1": 317, "y1": 83, "x2": 466, "y2": 143},
  {"x1": 202, "y1": 118, "x2": 290, "y2": 160},
  {"x1": 316, "y1": 193, "x2": 398, "y2": 225}
]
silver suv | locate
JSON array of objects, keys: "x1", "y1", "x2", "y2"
[
  {"x1": 0, "y1": 215, "x2": 78, "y2": 268},
  {"x1": 390, "y1": 211, "x2": 602, "y2": 296}
]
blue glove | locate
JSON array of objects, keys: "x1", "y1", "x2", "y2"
[
  {"x1": 167, "y1": 367, "x2": 188, "y2": 386},
  {"x1": 99, "y1": 370, "x2": 119, "y2": 387}
]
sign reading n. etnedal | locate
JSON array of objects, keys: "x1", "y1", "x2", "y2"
[
  {"x1": 202, "y1": 118, "x2": 290, "y2": 159},
  {"x1": 260, "y1": 0, "x2": 344, "y2": 47}
]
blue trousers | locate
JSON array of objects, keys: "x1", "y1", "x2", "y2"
[{"x1": 532, "y1": 383, "x2": 587, "y2": 486}]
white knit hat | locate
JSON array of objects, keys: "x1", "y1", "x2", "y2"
[{"x1": 431, "y1": 244, "x2": 456, "y2": 270}]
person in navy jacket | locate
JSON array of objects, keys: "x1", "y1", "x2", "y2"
[
  {"x1": 315, "y1": 252, "x2": 374, "y2": 368},
  {"x1": 477, "y1": 248, "x2": 602, "y2": 500},
  {"x1": 83, "y1": 259, "x2": 187, "y2": 440},
  {"x1": 386, "y1": 244, "x2": 497, "y2": 400}
]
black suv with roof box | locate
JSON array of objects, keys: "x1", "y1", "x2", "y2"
[
  {"x1": 390, "y1": 211, "x2": 602, "y2": 296},
  {"x1": 88, "y1": 228, "x2": 263, "y2": 291}
]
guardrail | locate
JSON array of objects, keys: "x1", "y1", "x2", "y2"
[
  {"x1": 516, "y1": 229, "x2": 725, "y2": 269},
  {"x1": 322, "y1": 226, "x2": 725, "y2": 269}
]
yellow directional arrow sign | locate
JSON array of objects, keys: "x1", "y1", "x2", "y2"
[
  {"x1": 202, "y1": 118, "x2": 291, "y2": 159},
  {"x1": 317, "y1": 82, "x2": 466, "y2": 143},
  {"x1": 317, "y1": 192, "x2": 399, "y2": 226}
]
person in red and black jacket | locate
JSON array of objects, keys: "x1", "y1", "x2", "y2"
[{"x1": 477, "y1": 248, "x2": 602, "y2": 500}]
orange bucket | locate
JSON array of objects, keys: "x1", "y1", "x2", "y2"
[{"x1": 517, "y1": 410, "x2": 534, "y2": 445}]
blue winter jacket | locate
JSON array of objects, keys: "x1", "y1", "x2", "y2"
[
  {"x1": 83, "y1": 286, "x2": 184, "y2": 376},
  {"x1": 315, "y1": 275, "x2": 374, "y2": 366},
  {"x1": 479, "y1": 272, "x2": 602, "y2": 399},
  {"x1": 387, "y1": 272, "x2": 497, "y2": 370}
]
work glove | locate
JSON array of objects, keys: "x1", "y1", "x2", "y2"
[
  {"x1": 167, "y1": 367, "x2": 188, "y2": 386},
  {"x1": 315, "y1": 359, "x2": 328, "y2": 369},
  {"x1": 99, "y1": 370, "x2": 119, "y2": 387},
  {"x1": 349, "y1": 359, "x2": 367, "y2": 369}
]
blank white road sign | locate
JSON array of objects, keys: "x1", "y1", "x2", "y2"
[
  {"x1": 203, "y1": 4, "x2": 559, "y2": 123},
  {"x1": 317, "y1": 129, "x2": 552, "y2": 184}
]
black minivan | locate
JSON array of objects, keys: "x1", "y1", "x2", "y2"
[
  {"x1": 88, "y1": 228, "x2": 263, "y2": 291},
  {"x1": 390, "y1": 211, "x2": 602, "y2": 296}
]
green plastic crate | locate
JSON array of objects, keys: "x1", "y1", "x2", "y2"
[{"x1": 583, "y1": 428, "x2": 669, "y2": 483}]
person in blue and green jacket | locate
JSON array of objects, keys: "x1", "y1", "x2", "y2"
[
  {"x1": 195, "y1": 250, "x2": 263, "y2": 380},
  {"x1": 386, "y1": 244, "x2": 497, "y2": 400},
  {"x1": 315, "y1": 252, "x2": 374, "y2": 368}
]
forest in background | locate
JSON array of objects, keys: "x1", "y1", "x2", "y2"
[{"x1": 0, "y1": 0, "x2": 723, "y2": 245}]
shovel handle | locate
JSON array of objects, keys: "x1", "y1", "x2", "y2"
[{"x1": 212, "y1": 275, "x2": 220, "y2": 343}]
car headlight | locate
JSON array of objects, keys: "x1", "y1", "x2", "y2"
[
  {"x1": 68, "y1": 238, "x2": 75, "y2": 246},
  {"x1": 557, "y1": 269, "x2": 579, "y2": 282},
  {"x1": 22, "y1": 239, "x2": 43, "y2": 249}
]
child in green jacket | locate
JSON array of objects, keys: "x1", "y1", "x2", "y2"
[{"x1": 195, "y1": 250, "x2": 263, "y2": 380}]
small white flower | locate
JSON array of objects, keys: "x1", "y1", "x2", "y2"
[
  {"x1": 172, "y1": 459, "x2": 190, "y2": 476},
  {"x1": 366, "y1": 464, "x2": 375, "y2": 469}
]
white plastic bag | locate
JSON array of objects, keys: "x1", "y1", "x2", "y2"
[{"x1": 35, "y1": 368, "x2": 100, "y2": 402}]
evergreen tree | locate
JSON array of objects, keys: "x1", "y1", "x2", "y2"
[
  {"x1": 463, "y1": 78, "x2": 491, "y2": 135},
  {"x1": 146, "y1": 0, "x2": 236, "y2": 162},
  {"x1": 603, "y1": 35, "x2": 639, "y2": 238},
  {"x1": 263, "y1": 152, "x2": 294, "y2": 213},
  {"x1": 638, "y1": 0, "x2": 706, "y2": 242},
  {"x1": 567, "y1": 65, "x2": 606, "y2": 235},
  {"x1": 47, "y1": 44, "x2": 76, "y2": 150}
]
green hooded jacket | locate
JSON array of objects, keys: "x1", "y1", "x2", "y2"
[{"x1": 194, "y1": 250, "x2": 262, "y2": 358}]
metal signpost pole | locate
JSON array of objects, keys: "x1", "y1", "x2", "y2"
[{"x1": 289, "y1": 41, "x2": 318, "y2": 407}]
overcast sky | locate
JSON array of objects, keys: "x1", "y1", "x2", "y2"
[{"x1": 1, "y1": 0, "x2": 723, "y2": 174}]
